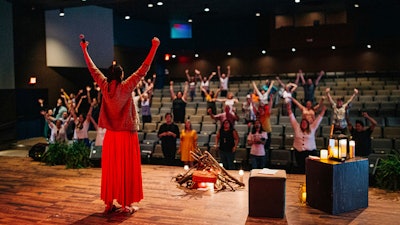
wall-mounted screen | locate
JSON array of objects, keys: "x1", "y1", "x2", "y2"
[{"x1": 170, "y1": 21, "x2": 192, "y2": 39}]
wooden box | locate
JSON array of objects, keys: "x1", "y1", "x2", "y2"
[
  {"x1": 306, "y1": 157, "x2": 368, "y2": 215},
  {"x1": 248, "y1": 169, "x2": 286, "y2": 218}
]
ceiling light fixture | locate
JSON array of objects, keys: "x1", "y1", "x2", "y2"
[
  {"x1": 188, "y1": 17, "x2": 193, "y2": 23},
  {"x1": 59, "y1": 8, "x2": 65, "y2": 17},
  {"x1": 291, "y1": 48, "x2": 296, "y2": 52},
  {"x1": 295, "y1": 0, "x2": 301, "y2": 3},
  {"x1": 261, "y1": 50, "x2": 266, "y2": 54},
  {"x1": 195, "y1": 54, "x2": 199, "y2": 58},
  {"x1": 227, "y1": 52, "x2": 231, "y2": 56},
  {"x1": 331, "y1": 45, "x2": 336, "y2": 50},
  {"x1": 125, "y1": 15, "x2": 131, "y2": 20},
  {"x1": 367, "y1": 44, "x2": 372, "y2": 49},
  {"x1": 148, "y1": 1, "x2": 154, "y2": 8},
  {"x1": 354, "y1": 3, "x2": 360, "y2": 8},
  {"x1": 204, "y1": 4, "x2": 210, "y2": 12},
  {"x1": 157, "y1": 1, "x2": 163, "y2": 6},
  {"x1": 255, "y1": 12, "x2": 261, "y2": 17}
]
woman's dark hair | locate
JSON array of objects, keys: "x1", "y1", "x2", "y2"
[
  {"x1": 300, "y1": 118, "x2": 311, "y2": 134},
  {"x1": 220, "y1": 119, "x2": 234, "y2": 133},
  {"x1": 107, "y1": 64, "x2": 123, "y2": 82},
  {"x1": 251, "y1": 120, "x2": 265, "y2": 134}
]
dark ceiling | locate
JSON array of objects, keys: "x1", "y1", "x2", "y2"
[{"x1": 9, "y1": 0, "x2": 385, "y2": 23}]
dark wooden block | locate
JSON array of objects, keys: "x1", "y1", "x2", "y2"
[
  {"x1": 248, "y1": 169, "x2": 286, "y2": 218},
  {"x1": 306, "y1": 157, "x2": 369, "y2": 215}
]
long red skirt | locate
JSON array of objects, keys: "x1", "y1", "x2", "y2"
[{"x1": 101, "y1": 130, "x2": 143, "y2": 208}]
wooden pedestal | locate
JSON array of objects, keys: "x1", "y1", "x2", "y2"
[
  {"x1": 306, "y1": 157, "x2": 369, "y2": 215},
  {"x1": 248, "y1": 169, "x2": 286, "y2": 218}
]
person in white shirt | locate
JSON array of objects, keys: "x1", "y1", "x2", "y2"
[
  {"x1": 287, "y1": 102, "x2": 326, "y2": 173},
  {"x1": 196, "y1": 69, "x2": 216, "y2": 101},
  {"x1": 217, "y1": 65, "x2": 231, "y2": 97},
  {"x1": 247, "y1": 120, "x2": 268, "y2": 169},
  {"x1": 42, "y1": 110, "x2": 71, "y2": 144},
  {"x1": 70, "y1": 104, "x2": 92, "y2": 147}
]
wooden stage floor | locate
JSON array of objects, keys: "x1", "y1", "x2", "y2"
[{"x1": 0, "y1": 154, "x2": 399, "y2": 225}]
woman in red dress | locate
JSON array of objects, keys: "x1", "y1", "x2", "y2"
[{"x1": 80, "y1": 37, "x2": 160, "y2": 214}]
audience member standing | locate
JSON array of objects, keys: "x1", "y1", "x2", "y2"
[
  {"x1": 185, "y1": 69, "x2": 197, "y2": 102},
  {"x1": 215, "y1": 120, "x2": 239, "y2": 170},
  {"x1": 140, "y1": 92, "x2": 152, "y2": 123},
  {"x1": 177, "y1": 120, "x2": 198, "y2": 167},
  {"x1": 201, "y1": 86, "x2": 220, "y2": 115},
  {"x1": 298, "y1": 69, "x2": 324, "y2": 104},
  {"x1": 254, "y1": 95, "x2": 274, "y2": 167},
  {"x1": 348, "y1": 112, "x2": 377, "y2": 157},
  {"x1": 208, "y1": 105, "x2": 239, "y2": 128},
  {"x1": 326, "y1": 87, "x2": 358, "y2": 134},
  {"x1": 170, "y1": 81, "x2": 188, "y2": 123},
  {"x1": 42, "y1": 109, "x2": 71, "y2": 144},
  {"x1": 53, "y1": 98, "x2": 68, "y2": 120},
  {"x1": 70, "y1": 105, "x2": 92, "y2": 147},
  {"x1": 242, "y1": 94, "x2": 257, "y2": 125},
  {"x1": 247, "y1": 120, "x2": 268, "y2": 169},
  {"x1": 218, "y1": 65, "x2": 231, "y2": 97},
  {"x1": 197, "y1": 69, "x2": 216, "y2": 101},
  {"x1": 291, "y1": 97, "x2": 325, "y2": 124},
  {"x1": 158, "y1": 113, "x2": 180, "y2": 166},
  {"x1": 287, "y1": 102, "x2": 326, "y2": 173}
]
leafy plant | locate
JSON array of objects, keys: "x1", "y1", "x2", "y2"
[
  {"x1": 42, "y1": 142, "x2": 68, "y2": 166},
  {"x1": 64, "y1": 142, "x2": 92, "y2": 169},
  {"x1": 41, "y1": 142, "x2": 92, "y2": 169},
  {"x1": 375, "y1": 151, "x2": 400, "y2": 191}
]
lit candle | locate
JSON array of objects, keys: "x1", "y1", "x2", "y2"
[
  {"x1": 207, "y1": 182, "x2": 214, "y2": 193},
  {"x1": 198, "y1": 182, "x2": 207, "y2": 188},
  {"x1": 328, "y1": 139, "x2": 335, "y2": 157},
  {"x1": 339, "y1": 139, "x2": 347, "y2": 159},
  {"x1": 301, "y1": 192, "x2": 307, "y2": 203},
  {"x1": 320, "y1": 149, "x2": 328, "y2": 160},
  {"x1": 333, "y1": 147, "x2": 339, "y2": 158},
  {"x1": 238, "y1": 169, "x2": 244, "y2": 183},
  {"x1": 349, "y1": 140, "x2": 355, "y2": 158}
]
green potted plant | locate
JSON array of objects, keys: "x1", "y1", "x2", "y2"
[
  {"x1": 375, "y1": 151, "x2": 400, "y2": 191},
  {"x1": 42, "y1": 142, "x2": 68, "y2": 166},
  {"x1": 64, "y1": 142, "x2": 92, "y2": 169}
]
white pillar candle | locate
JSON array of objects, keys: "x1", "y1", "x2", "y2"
[
  {"x1": 349, "y1": 140, "x2": 355, "y2": 158},
  {"x1": 339, "y1": 139, "x2": 347, "y2": 158},
  {"x1": 320, "y1": 149, "x2": 328, "y2": 160},
  {"x1": 333, "y1": 147, "x2": 339, "y2": 158},
  {"x1": 328, "y1": 139, "x2": 335, "y2": 157}
]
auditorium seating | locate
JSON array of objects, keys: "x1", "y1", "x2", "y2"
[{"x1": 134, "y1": 71, "x2": 400, "y2": 172}]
